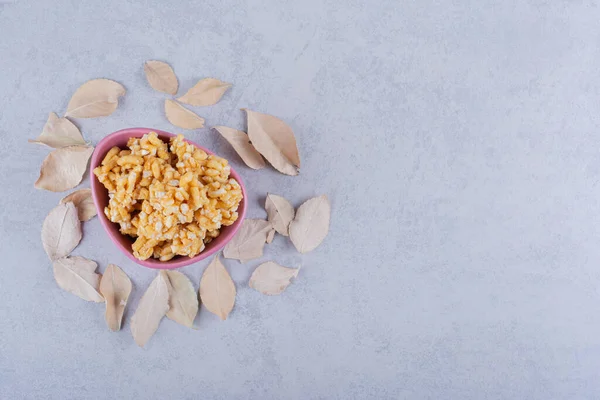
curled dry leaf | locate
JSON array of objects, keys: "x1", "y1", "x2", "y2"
[
  {"x1": 42, "y1": 202, "x2": 82, "y2": 261},
  {"x1": 265, "y1": 193, "x2": 295, "y2": 236},
  {"x1": 199, "y1": 255, "x2": 236, "y2": 320},
  {"x1": 223, "y1": 219, "x2": 272, "y2": 262},
  {"x1": 249, "y1": 261, "x2": 299, "y2": 295},
  {"x1": 289, "y1": 195, "x2": 331, "y2": 253},
  {"x1": 35, "y1": 145, "x2": 94, "y2": 192},
  {"x1": 65, "y1": 79, "x2": 126, "y2": 118},
  {"x1": 60, "y1": 188, "x2": 97, "y2": 221},
  {"x1": 131, "y1": 271, "x2": 170, "y2": 347},
  {"x1": 164, "y1": 99, "x2": 205, "y2": 130},
  {"x1": 177, "y1": 78, "x2": 231, "y2": 106},
  {"x1": 53, "y1": 256, "x2": 104, "y2": 302},
  {"x1": 213, "y1": 126, "x2": 265, "y2": 170},
  {"x1": 144, "y1": 60, "x2": 178, "y2": 95},
  {"x1": 99, "y1": 264, "x2": 132, "y2": 332},
  {"x1": 266, "y1": 228, "x2": 276, "y2": 244},
  {"x1": 243, "y1": 109, "x2": 300, "y2": 176},
  {"x1": 28, "y1": 112, "x2": 85, "y2": 148},
  {"x1": 164, "y1": 270, "x2": 198, "y2": 328}
]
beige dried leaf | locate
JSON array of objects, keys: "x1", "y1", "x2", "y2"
[
  {"x1": 266, "y1": 228, "x2": 276, "y2": 244},
  {"x1": 164, "y1": 99, "x2": 205, "y2": 129},
  {"x1": 164, "y1": 270, "x2": 198, "y2": 327},
  {"x1": 199, "y1": 255, "x2": 236, "y2": 320},
  {"x1": 65, "y1": 79, "x2": 126, "y2": 118},
  {"x1": 223, "y1": 219, "x2": 272, "y2": 262},
  {"x1": 243, "y1": 109, "x2": 300, "y2": 176},
  {"x1": 177, "y1": 78, "x2": 231, "y2": 106},
  {"x1": 289, "y1": 195, "x2": 331, "y2": 253},
  {"x1": 249, "y1": 261, "x2": 299, "y2": 295},
  {"x1": 130, "y1": 271, "x2": 170, "y2": 347},
  {"x1": 99, "y1": 264, "x2": 132, "y2": 332},
  {"x1": 35, "y1": 145, "x2": 94, "y2": 192},
  {"x1": 42, "y1": 202, "x2": 82, "y2": 261},
  {"x1": 144, "y1": 60, "x2": 178, "y2": 95},
  {"x1": 265, "y1": 193, "x2": 295, "y2": 236},
  {"x1": 60, "y1": 188, "x2": 96, "y2": 221},
  {"x1": 53, "y1": 256, "x2": 104, "y2": 302},
  {"x1": 213, "y1": 126, "x2": 265, "y2": 170},
  {"x1": 28, "y1": 112, "x2": 86, "y2": 148}
]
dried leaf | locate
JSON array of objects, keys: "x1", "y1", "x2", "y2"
[
  {"x1": 266, "y1": 228, "x2": 276, "y2": 244},
  {"x1": 130, "y1": 272, "x2": 170, "y2": 347},
  {"x1": 223, "y1": 219, "x2": 272, "y2": 262},
  {"x1": 243, "y1": 109, "x2": 300, "y2": 176},
  {"x1": 164, "y1": 99, "x2": 205, "y2": 129},
  {"x1": 65, "y1": 79, "x2": 126, "y2": 118},
  {"x1": 144, "y1": 60, "x2": 178, "y2": 95},
  {"x1": 35, "y1": 145, "x2": 94, "y2": 192},
  {"x1": 99, "y1": 264, "x2": 132, "y2": 331},
  {"x1": 42, "y1": 202, "x2": 82, "y2": 261},
  {"x1": 53, "y1": 256, "x2": 104, "y2": 302},
  {"x1": 60, "y1": 188, "x2": 97, "y2": 221},
  {"x1": 199, "y1": 255, "x2": 236, "y2": 320},
  {"x1": 164, "y1": 270, "x2": 198, "y2": 327},
  {"x1": 213, "y1": 126, "x2": 265, "y2": 170},
  {"x1": 249, "y1": 261, "x2": 299, "y2": 295},
  {"x1": 28, "y1": 112, "x2": 85, "y2": 148},
  {"x1": 289, "y1": 195, "x2": 331, "y2": 253},
  {"x1": 177, "y1": 78, "x2": 231, "y2": 106},
  {"x1": 265, "y1": 193, "x2": 295, "y2": 236}
]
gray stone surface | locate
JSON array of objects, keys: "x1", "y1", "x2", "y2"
[{"x1": 1, "y1": 0, "x2": 599, "y2": 399}]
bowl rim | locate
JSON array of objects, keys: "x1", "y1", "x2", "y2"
[{"x1": 89, "y1": 127, "x2": 247, "y2": 270}]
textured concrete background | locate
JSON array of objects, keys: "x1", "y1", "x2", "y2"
[{"x1": 1, "y1": 1, "x2": 600, "y2": 399}]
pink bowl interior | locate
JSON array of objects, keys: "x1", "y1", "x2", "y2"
[{"x1": 90, "y1": 127, "x2": 247, "y2": 269}]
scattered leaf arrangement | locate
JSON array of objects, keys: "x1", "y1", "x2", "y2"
[{"x1": 30, "y1": 61, "x2": 331, "y2": 347}]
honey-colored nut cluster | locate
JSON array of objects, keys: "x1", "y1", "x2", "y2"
[{"x1": 93, "y1": 132, "x2": 243, "y2": 261}]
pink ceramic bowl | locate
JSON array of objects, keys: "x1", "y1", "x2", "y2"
[{"x1": 90, "y1": 127, "x2": 247, "y2": 269}]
